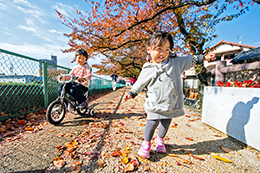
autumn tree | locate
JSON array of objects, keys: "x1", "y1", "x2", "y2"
[{"x1": 56, "y1": 0, "x2": 257, "y2": 77}]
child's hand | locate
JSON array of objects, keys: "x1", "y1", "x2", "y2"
[
  {"x1": 56, "y1": 75, "x2": 63, "y2": 81},
  {"x1": 204, "y1": 53, "x2": 216, "y2": 61},
  {"x1": 124, "y1": 94, "x2": 132, "y2": 101}
]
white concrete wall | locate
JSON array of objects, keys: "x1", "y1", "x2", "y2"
[
  {"x1": 202, "y1": 86, "x2": 260, "y2": 151},
  {"x1": 213, "y1": 44, "x2": 241, "y2": 53}
]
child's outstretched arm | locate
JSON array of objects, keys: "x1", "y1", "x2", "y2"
[{"x1": 127, "y1": 63, "x2": 154, "y2": 99}]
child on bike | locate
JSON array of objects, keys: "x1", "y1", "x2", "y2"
[
  {"x1": 124, "y1": 31, "x2": 216, "y2": 158},
  {"x1": 57, "y1": 49, "x2": 92, "y2": 108}
]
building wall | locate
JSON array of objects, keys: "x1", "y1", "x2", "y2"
[
  {"x1": 225, "y1": 69, "x2": 260, "y2": 83},
  {"x1": 0, "y1": 75, "x2": 38, "y2": 83}
]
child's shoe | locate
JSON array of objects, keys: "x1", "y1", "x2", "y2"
[
  {"x1": 138, "y1": 141, "x2": 151, "y2": 158},
  {"x1": 155, "y1": 136, "x2": 166, "y2": 153}
]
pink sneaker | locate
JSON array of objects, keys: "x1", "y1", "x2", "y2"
[
  {"x1": 155, "y1": 136, "x2": 166, "y2": 153},
  {"x1": 138, "y1": 141, "x2": 151, "y2": 158}
]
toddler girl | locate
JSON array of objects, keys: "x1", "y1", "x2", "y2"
[
  {"x1": 58, "y1": 49, "x2": 92, "y2": 108},
  {"x1": 124, "y1": 31, "x2": 215, "y2": 158}
]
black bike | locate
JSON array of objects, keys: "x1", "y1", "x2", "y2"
[{"x1": 46, "y1": 74, "x2": 94, "y2": 125}]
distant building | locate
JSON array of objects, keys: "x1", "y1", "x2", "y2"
[
  {"x1": 204, "y1": 40, "x2": 257, "y2": 71},
  {"x1": 39, "y1": 55, "x2": 58, "y2": 70},
  {"x1": 0, "y1": 75, "x2": 40, "y2": 84},
  {"x1": 183, "y1": 40, "x2": 257, "y2": 99}
]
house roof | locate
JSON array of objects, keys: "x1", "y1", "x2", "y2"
[
  {"x1": 231, "y1": 47, "x2": 260, "y2": 64},
  {"x1": 208, "y1": 40, "x2": 257, "y2": 51}
]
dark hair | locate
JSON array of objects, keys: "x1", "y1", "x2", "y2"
[
  {"x1": 71, "y1": 49, "x2": 88, "y2": 63},
  {"x1": 147, "y1": 31, "x2": 174, "y2": 50}
]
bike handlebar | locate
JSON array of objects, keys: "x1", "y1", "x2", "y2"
[{"x1": 57, "y1": 74, "x2": 76, "y2": 84}]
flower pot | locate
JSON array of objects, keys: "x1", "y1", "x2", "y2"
[{"x1": 202, "y1": 86, "x2": 260, "y2": 151}]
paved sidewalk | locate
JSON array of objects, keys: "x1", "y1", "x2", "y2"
[{"x1": 0, "y1": 87, "x2": 260, "y2": 173}]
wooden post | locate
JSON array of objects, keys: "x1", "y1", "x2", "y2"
[{"x1": 214, "y1": 61, "x2": 226, "y2": 86}]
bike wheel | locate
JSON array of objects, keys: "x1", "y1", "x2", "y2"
[
  {"x1": 88, "y1": 108, "x2": 95, "y2": 116},
  {"x1": 46, "y1": 100, "x2": 66, "y2": 125},
  {"x1": 76, "y1": 102, "x2": 88, "y2": 116}
]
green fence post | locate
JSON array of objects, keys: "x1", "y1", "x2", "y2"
[{"x1": 42, "y1": 61, "x2": 48, "y2": 108}]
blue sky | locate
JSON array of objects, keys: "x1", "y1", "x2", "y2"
[{"x1": 0, "y1": 0, "x2": 259, "y2": 74}]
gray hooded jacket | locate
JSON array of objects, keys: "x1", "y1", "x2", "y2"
[{"x1": 129, "y1": 55, "x2": 204, "y2": 119}]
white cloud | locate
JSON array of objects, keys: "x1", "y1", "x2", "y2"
[
  {"x1": 49, "y1": 29, "x2": 63, "y2": 35},
  {"x1": 52, "y1": 2, "x2": 75, "y2": 17},
  {"x1": 254, "y1": 41, "x2": 260, "y2": 46},
  {"x1": 13, "y1": 0, "x2": 33, "y2": 8},
  {"x1": 17, "y1": 25, "x2": 39, "y2": 36},
  {"x1": 0, "y1": 42, "x2": 74, "y2": 68},
  {"x1": 0, "y1": 2, "x2": 7, "y2": 10},
  {"x1": 25, "y1": 18, "x2": 34, "y2": 25},
  {"x1": 4, "y1": 31, "x2": 12, "y2": 35},
  {"x1": 16, "y1": 6, "x2": 46, "y2": 23}
]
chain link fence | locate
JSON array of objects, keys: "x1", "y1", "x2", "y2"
[{"x1": 0, "y1": 48, "x2": 125, "y2": 121}]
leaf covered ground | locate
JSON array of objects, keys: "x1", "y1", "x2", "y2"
[{"x1": 0, "y1": 87, "x2": 260, "y2": 173}]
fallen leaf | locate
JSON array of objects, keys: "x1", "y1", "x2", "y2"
[
  {"x1": 138, "y1": 156, "x2": 147, "y2": 163},
  {"x1": 189, "y1": 118, "x2": 201, "y2": 121},
  {"x1": 144, "y1": 166, "x2": 149, "y2": 171},
  {"x1": 124, "y1": 146, "x2": 132, "y2": 150},
  {"x1": 56, "y1": 145, "x2": 65, "y2": 150},
  {"x1": 168, "y1": 153, "x2": 179, "y2": 157},
  {"x1": 121, "y1": 157, "x2": 129, "y2": 164},
  {"x1": 214, "y1": 134, "x2": 222, "y2": 137},
  {"x1": 18, "y1": 120, "x2": 26, "y2": 126},
  {"x1": 25, "y1": 127, "x2": 34, "y2": 131},
  {"x1": 111, "y1": 149, "x2": 120, "y2": 157},
  {"x1": 53, "y1": 157, "x2": 62, "y2": 161},
  {"x1": 53, "y1": 160, "x2": 65, "y2": 169},
  {"x1": 185, "y1": 115, "x2": 190, "y2": 118},
  {"x1": 176, "y1": 157, "x2": 192, "y2": 164},
  {"x1": 72, "y1": 161, "x2": 82, "y2": 165},
  {"x1": 47, "y1": 129, "x2": 55, "y2": 132},
  {"x1": 191, "y1": 155, "x2": 205, "y2": 160},
  {"x1": 81, "y1": 121, "x2": 87, "y2": 125},
  {"x1": 120, "y1": 151, "x2": 128, "y2": 157},
  {"x1": 212, "y1": 154, "x2": 232, "y2": 163},
  {"x1": 130, "y1": 159, "x2": 139, "y2": 168},
  {"x1": 125, "y1": 163, "x2": 135, "y2": 172},
  {"x1": 56, "y1": 133, "x2": 64, "y2": 137},
  {"x1": 97, "y1": 160, "x2": 106, "y2": 168},
  {"x1": 64, "y1": 141, "x2": 78, "y2": 148},
  {"x1": 257, "y1": 156, "x2": 260, "y2": 160},
  {"x1": 70, "y1": 164, "x2": 81, "y2": 172},
  {"x1": 118, "y1": 166, "x2": 124, "y2": 170},
  {"x1": 119, "y1": 122, "x2": 124, "y2": 125},
  {"x1": 65, "y1": 133, "x2": 72, "y2": 138},
  {"x1": 186, "y1": 137, "x2": 194, "y2": 141},
  {"x1": 220, "y1": 146, "x2": 233, "y2": 153},
  {"x1": 171, "y1": 123, "x2": 178, "y2": 128}
]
